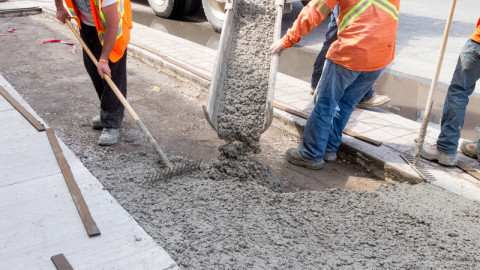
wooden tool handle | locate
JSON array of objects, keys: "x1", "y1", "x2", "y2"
[{"x1": 64, "y1": 19, "x2": 173, "y2": 168}]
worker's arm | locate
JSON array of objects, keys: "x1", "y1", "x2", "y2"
[
  {"x1": 270, "y1": 0, "x2": 336, "y2": 55},
  {"x1": 97, "y1": 2, "x2": 120, "y2": 79},
  {"x1": 54, "y1": 0, "x2": 70, "y2": 23}
]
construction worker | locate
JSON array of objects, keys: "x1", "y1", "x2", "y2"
[
  {"x1": 310, "y1": 4, "x2": 391, "y2": 109},
  {"x1": 421, "y1": 19, "x2": 480, "y2": 166},
  {"x1": 55, "y1": 0, "x2": 132, "y2": 146},
  {"x1": 270, "y1": 0, "x2": 400, "y2": 169}
]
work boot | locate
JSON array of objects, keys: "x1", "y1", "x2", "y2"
[
  {"x1": 356, "y1": 94, "x2": 391, "y2": 109},
  {"x1": 310, "y1": 88, "x2": 315, "y2": 95},
  {"x1": 460, "y1": 140, "x2": 480, "y2": 161},
  {"x1": 420, "y1": 144, "x2": 457, "y2": 166},
  {"x1": 285, "y1": 148, "x2": 324, "y2": 169},
  {"x1": 324, "y1": 152, "x2": 337, "y2": 163},
  {"x1": 90, "y1": 115, "x2": 103, "y2": 130},
  {"x1": 98, "y1": 128, "x2": 119, "y2": 146}
]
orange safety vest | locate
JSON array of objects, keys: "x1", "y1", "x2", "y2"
[
  {"x1": 280, "y1": 0, "x2": 400, "y2": 71},
  {"x1": 65, "y1": 0, "x2": 132, "y2": 62},
  {"x1": 471, "y1": 18, "x2": 480, "y2": 43}
]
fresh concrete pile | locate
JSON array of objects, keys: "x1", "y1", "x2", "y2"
[
  {"x1": 87, "y1": 151, "x2": 480, "y2": 269},
  {"x1": 217, "y1": 0, "x2": 275, "y2": 154}
]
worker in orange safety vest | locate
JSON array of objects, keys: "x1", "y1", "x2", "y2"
[
  {"x1": 270, "y1": 0, "x2": 400, "y2": 169},
  {"x1": 55, "y1": 0, "x2": 132, "y2": 146}
]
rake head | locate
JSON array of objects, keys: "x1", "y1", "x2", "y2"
[
  {"x1": 400, "y1": 154, "x2": 436, "y2": 183},
  {"x1": 149, "y1": 160, "x2": 201, "y2": 182}
]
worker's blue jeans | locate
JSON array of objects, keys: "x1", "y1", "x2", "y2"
[
  {"x1": 310, "y1": 4, "x2": 375, "y2": 103},
  {"x1": 437, "y1": 38, "x2": 480, "y2": 155},
  {"x1": 299, "y1": 60, "x2": 385, "y2": 161}
]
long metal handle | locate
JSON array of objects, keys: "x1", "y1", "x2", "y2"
[
  {"x1": 64, "y1": 19, "x2": 173, "y2": 168},
  {"x1": 413, "y1": 0, "x2": 457, "y2": 166}
]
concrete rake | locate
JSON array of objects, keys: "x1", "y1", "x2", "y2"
[{"x1": 65, "y1": 19, "x2": 200, "y2": 179}]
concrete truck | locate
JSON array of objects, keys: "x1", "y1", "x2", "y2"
[{"x1": 147, "y1": 0, "x2": 310, "y2": 33}]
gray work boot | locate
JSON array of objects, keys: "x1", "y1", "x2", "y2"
[
  {"x1": 90, "y1": 115, "x2": 103, "y2": 130},
  {"x1": 98, "y1": 128, "x2": 119, "y2": 146},
  {"x1": 420, "y1": 144, "x2": 457, "y2": 166},
  {"x1": 356, "y1": 94, "x2": 391, "y2": 109},
  {"x1": 286, "y1": 148, "x2": 325, "y2": 170},
  {"x1": 460, "y1": 140, "x2": 480, "y2": 161},
  {"x1": 324, "y1": 152, "x2": 337, "y2": 163}
]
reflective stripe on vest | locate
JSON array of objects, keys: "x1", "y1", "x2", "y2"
[
  {"x1": 68, "y1": 7, "x2": 78, "y2": 19},
  {"x1": 311, "y1": 0, "x2": 332, "y2": 17},
  {"x1": 338, "y1": 0, "x2": 398, "y2": 32},
  {"x1": 93, "y1": 0, "x2": 124, "y2": 45}
]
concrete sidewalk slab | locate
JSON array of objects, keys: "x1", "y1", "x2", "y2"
[{"x1": 0, "y1": 73, "x2": 179, "y2": 269}]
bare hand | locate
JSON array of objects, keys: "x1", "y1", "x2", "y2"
[
  {"x1": 270, "y1": 41, "x2": 285, "y2": 56},
  {"x1": 97, "y1": 62, "x2": 111, "y2": 79},
  {"x1": 56, "y1": 7, "x2": 70, "y2": 23}
]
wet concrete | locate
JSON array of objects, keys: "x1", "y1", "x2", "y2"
[{"x1": 131, "y1": 0, "x2": 480, "y2": 141}]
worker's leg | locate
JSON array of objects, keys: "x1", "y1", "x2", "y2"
[
  {"x1": 310, "y1": 4, "x2": 338, "y2": 91},
  {"x1": 326, "y1": 68, "x2": 385, "y2": 155},
  {"x1": 100, "y1": 52, "x2": 127, "y2": 129},
  {"x1": 80, "y1": 22, "x2": 127, "y2": 129},
  {"x1": 298, "y1": 60, "x2": 358, "y2": 161},
  {"x1": 436, "y1": 39, "x2": 480, "y2": 155},
  {"x1": 80, "y1": 23, "x2": 104, "y2": 100}
]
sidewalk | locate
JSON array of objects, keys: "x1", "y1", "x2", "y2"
[
  {"x1": 3, "y1": 2, "x2": 480, "y2": 198},
  {"x1": 0, "y1": 74, "x2": 179, "y2": 269}
]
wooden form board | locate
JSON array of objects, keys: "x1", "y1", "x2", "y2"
[
  {"x1": 457, "y1": 161, "x2": 480, "y2": 181},
  {"x1": 0, "y1": 85, "x2": 45, "y2": 131},
  {"x1": 272, "y1": 102, "x2": 382, "y2": 146},
  {"x1": 51, "y1": 254, "x2": 74, "y2": 270},
  {"x1": 46, "y1": 128, "x2": 101, "y2": 237}
]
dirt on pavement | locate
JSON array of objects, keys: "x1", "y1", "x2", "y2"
[{"x1": 2, "y1": 13, "x2": 480, "y2": 270}]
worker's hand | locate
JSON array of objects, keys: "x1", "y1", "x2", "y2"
[
  {"x1": 97, "y1": 61, "x2": 111, "y2": 79},
  {"x1": 270, "y1": 41, "x2": 285, "y2": 56},
  {"x1": 55, "y1": 7, "x2": 70, "y2": 24}
]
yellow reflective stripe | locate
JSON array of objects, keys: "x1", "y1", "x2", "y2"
[
  {"x1": 68, "y1": 7, "x2": 78, "y2": 18},
  {"x1": 338, "y1": 0, "x2": 371, "y2": 32},
  {"x1": 118, "y1": 0, "x2": 124, "y2": 16},
  {"x1": 311, "y1": 0, "x2": 331, "y2": 17},
  {"x1": 338, "y1": 0, "x2": 398, "y2": 33},
  {"x1": 116, "y1": 22, "x2": 122, "y2": 38},
  {"x1": 371, "y1": 0, "x2": 398, "y2": 21}
]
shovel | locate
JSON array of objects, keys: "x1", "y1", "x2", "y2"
[{"x1": 64, "y1": 19, "x2": 199, "y2": 179}]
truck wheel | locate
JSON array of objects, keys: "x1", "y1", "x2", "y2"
[
  {"x1": 182, "y1": 0, "x2": 201, "y2": 15},
  {"x1": 148, "y1": 0, "x2": 184, "y2": 18},
  {"x1": 202, "y1": 0, "x2": 225, "y2": 33}
]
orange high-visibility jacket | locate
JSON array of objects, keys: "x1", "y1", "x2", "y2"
[
  {"x1": 280, "y1": 0, "x2": 400, "y2": 71},
  {"x1": 471, "y1": 18, "x2": 480, "y2": 43},
  {"x1": 65, "y1": 0, "x2": 132, "y2": 62}
]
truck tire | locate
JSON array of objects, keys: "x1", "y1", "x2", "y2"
[
  {"x1": 148, "y1": 0, "x2": 185, "y2": 18},
  {"x1": 202, "y1": 0, "x2": 225, "y2": 33},
  {"x1": 182, "y1": 0, "x2": 201, "y2": 15}
]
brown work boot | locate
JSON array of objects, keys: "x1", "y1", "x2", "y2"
[
  {"x1": 356, "y1": 94, "x2": 391, "y2": 109},
  {"x1": 285, "y1": 148, "x2": 324, "y2": 170},
  {"x1": 460, "y1": 140, "x2": 480, "y2": 161}
]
